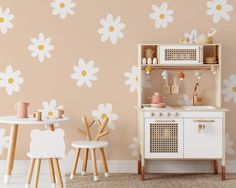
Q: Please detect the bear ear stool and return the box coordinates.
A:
[55,129,65,138]
[31,129,41,139]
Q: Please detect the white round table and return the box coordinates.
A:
[0,115,69,185]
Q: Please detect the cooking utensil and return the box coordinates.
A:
[163,78,170,94]
[171,74,179,94]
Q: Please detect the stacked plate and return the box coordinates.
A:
[204,56,218,64]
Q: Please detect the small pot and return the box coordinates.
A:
[149,92,164,104]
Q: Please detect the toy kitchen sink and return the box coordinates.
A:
[136,44,228,181]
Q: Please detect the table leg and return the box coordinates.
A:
[4,124,19,184]
[47,124,55,131]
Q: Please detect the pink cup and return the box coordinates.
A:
[15,102,30,118]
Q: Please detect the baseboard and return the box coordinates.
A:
[0,160,235,175]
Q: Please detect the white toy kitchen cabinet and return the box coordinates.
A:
[136,44,227,181]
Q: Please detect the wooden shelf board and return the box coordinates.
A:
[139,64,220,70]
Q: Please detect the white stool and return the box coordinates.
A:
[70,117,110,181]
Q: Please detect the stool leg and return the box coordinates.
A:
[25,158,35,188]
[99,148,109,177]
[91,149,98,181]
[53,158,63,188]
[34,159,41,188]
[82,149,89,175]
[48,158,56,187]
[70,148,81,179]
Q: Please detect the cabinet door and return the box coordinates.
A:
[184,118,222,158]
[145,118,183,159]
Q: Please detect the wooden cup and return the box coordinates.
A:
[56,109,64,119]
[33,111,42,121]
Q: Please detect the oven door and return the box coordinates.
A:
[145,118,184,159]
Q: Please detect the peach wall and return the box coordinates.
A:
[0,0,236,160]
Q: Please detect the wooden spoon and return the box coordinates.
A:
[171,74,179,94]
[163,78,170,94]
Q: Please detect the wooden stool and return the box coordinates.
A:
[25,128,65,188]
[70,117,109,181]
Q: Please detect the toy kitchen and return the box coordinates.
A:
[136,43,228,181]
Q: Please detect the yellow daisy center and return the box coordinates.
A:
[81,70,87,77]
[38,45,44,51]
[109,26,115,32]
[216,4,222,11]
[160,14,165,19]
[135,76,138,81]
[59,3,65,8]
[48,111,53,116]
[101,113,108,119]
[0,17,4,23]
[8,78,14,84]
[232,86,236,93]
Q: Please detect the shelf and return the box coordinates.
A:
[139,64,219,70]
[138,43,221,46]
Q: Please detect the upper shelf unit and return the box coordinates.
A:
[139,44,221,67]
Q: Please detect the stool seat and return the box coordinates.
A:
[72,140,108,149]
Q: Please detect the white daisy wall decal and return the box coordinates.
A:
[51,0,76,19]
[97,14,125,44]
[226,133,234,155]
[177,95,193,106]
[92,103,118,130]
[124,66,138,93]
[150,2,174,29]
[41,99,62,120]
[129,137,138,157]
[124,66,151,93]
[71,58,99,88]
[28,33,54,63]
[207,0,233,23]
[0,7,14,34]
[0,65,24,95]
[222,74,236,104]
[0,128,10,155]
[184,29,198,44]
